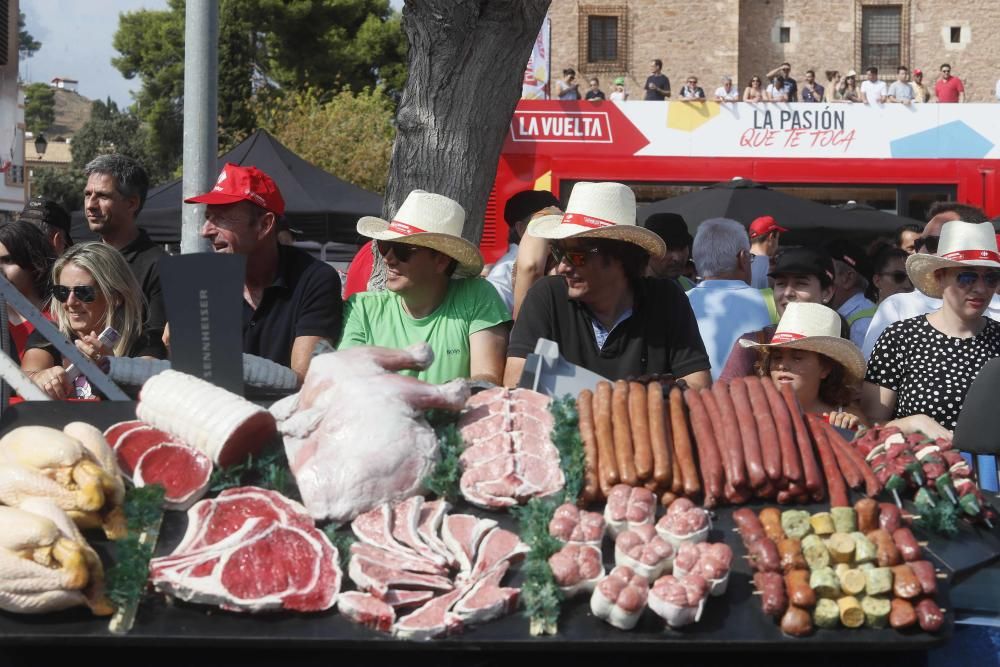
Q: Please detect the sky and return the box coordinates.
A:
[20,0,405,108]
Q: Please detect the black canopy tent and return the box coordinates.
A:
[637,179,914,246]
[70,130,383,246]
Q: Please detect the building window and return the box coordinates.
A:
[950,26,961,43]
[579,6,628,72]
[779,27,791,43]
[861,5,901,76]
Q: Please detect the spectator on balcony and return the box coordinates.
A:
[800,70,825,102]
[765,75,789,102]
[896,223,923,255]
[714,75,739,102]
[861,67,887,105]
[823,71,841,103]
[934,63,964,103]
[836,71,861,103]
[644,59,671,101]
[556,68,580,100]
[679,76,706,100]
[888,66,915,105]
[585,77,606,101]
[910,68,931,103]
[743,75,765,102]
[609,76,628,101]
[766,62,798,101]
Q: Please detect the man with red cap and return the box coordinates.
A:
[748,215,787,290]
[185,163,342,382]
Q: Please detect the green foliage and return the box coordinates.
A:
[23,83,55,135]
[424,420,463,503]
[70,100,157,173]
[18,11,41,59]
[208,445,300,500]
[511,497,563,635]
[323,525,357,572]
[111,0,407,178]
[550,395,585,504]
[32,168,86,213]
[106,485,166,610]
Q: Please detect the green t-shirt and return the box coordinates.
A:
[339,278,511,384]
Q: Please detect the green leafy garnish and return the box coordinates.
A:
[550,394,585,504]
[511,497,564,635]
[209,446,300,500]
[914,488,960,537]
[106,484,166,610]
[323,525,357,572]
[423,422,463,502]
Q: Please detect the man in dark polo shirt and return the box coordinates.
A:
[185,163,341,382]
[503,181,710,386]
[83,154,166,356]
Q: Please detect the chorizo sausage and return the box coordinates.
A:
[908,560,938,595]
[854,498,879,533]
[810,413,850,507]
[759,507,785,542]
[915,598,945,632]
[782,384,823,498]
[594,381,619,495]
[612,380,638,485]
[684,388,723,507]
[669,386,700,498]
[754,571,787,617]
[780,605,814,637]
[867,528,902,567]
[879,502,903,534]
[784,570,816,608]
[760,377,803,485]
[777,538,808,573]
[712,381,748,491]
[825,422,882,496]
[744,376,783,483]
[891,564,922,599]
[646,382,672,486]
[892,527,922,562]
[628,381,653,481]
[729,377,767,489]
[890,598,917,629]
[576,389,600,504]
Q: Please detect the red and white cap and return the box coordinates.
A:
[184,163,286,216]
[748,215,788,239]
[905,221,1000,298]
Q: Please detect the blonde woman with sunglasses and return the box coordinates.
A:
[863,222,1000,438]
[22,242,155,400]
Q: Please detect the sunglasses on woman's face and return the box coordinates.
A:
[954,270,1000,289]
[550,244,600,268]
[879,270,911,284]
[52,285,97,303]
[376,240,423,262]
[913,236,940,253]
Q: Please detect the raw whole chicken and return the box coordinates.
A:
[270,344,469,523]
[0,499,112,615]
[0,424,126,539]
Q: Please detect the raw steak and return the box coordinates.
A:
[417,499,455,566]
[349,542,447,576]
[452,563,519,624]
[352,504,424,561]
[468,528,529,581]
[269,344,468,523]
[390,496,449,567]
[113,425,176,477]
[103,420,146,448]
[391,586,465,640]
[348,557,454,600]
[133,442,212,510]
[441,514,497,572]
[337,591,395,632]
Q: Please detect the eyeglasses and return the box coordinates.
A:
[52,285,97,303]
[550,244,600,267]
[913,236,940,254]
[953,270,1000,289]
[878,270,911,285]
[376,240,423,262]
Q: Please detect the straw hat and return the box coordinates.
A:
[527,182,666,258]
[739,302,866,383]
[356,190,484,277]
[905,221,1000,298]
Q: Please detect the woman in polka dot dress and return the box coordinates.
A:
[862,221,1000,438]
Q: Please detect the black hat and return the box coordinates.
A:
[18,197,73,245]
[644,212,692,248]
[825,239,873,283]
[769,246,835,287]
[503,190,559,227]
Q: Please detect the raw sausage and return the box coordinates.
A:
[698,389,728,501]
[784,569,816,607]
[728,377,767,489]
[908,560,938,595]
[824,421,863,490]
[891,564,922,599]
[782,384,823,498]
[628,381,653,481]
[915,598,945,632]
[744,376,783,483]
[867,529,902,567]
[753,571,787,617]
[669,386,700,498]
[780,605,813,637]
[879,502,903,534]
[854,498,879,533]
[594,382,619,496]
[889,598,917,629]
[810,414,849,507]
[712,381,748,490]
[646,382,672,487]
[612,380,638,486]
[577,389,601,503]
[825,422,882,496]
[684,388,723,507]
[892,527,922,562]
[760,377,803,485]
[749,538,782,573]
[733,507,766,546]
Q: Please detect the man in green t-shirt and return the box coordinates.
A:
[339,190,511,385]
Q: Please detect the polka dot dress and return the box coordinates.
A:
[865,315,1000,429]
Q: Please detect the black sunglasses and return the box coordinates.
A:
[954,270,1000,289]
[878,270,911,285]
[913,236,940,254]
[376,240,423,262]
[52,285,98,303]
[550,244,600,267]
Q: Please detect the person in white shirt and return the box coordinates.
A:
[714,76,740,102]
[862,202,1000,359]
[825,239,876,349]
[860,66,887,105]
[686,218,772,380]
[486,189,558,313]
[748,215,787,290]
[609,76,628,101]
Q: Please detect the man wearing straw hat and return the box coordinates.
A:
[504,181,711,386]
[340,190,511,385]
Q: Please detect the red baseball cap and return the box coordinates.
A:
[749,215,788,239]
[184,163,285,216]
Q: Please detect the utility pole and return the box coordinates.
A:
[181,0,219,254]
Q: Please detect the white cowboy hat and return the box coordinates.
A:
[356,190,484,277]
[526,182,666,258]
[739,302,866,383]
[905,221,1000,298]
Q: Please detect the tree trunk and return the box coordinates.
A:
[370,0,550,291]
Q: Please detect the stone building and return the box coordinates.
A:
[547,1,1000,102]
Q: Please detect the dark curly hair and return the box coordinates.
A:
[0,220,56,301]
[758,349,857,409]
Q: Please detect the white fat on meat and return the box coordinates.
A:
[271,344,468,523]
[349,543,447,576]
[613,524,675,582]
[337,591,396,632]
[441,514,498,573]
[348,557,454,600]
[467,529,529,582]
[391,586,465,640]
[416,499,456,567]
[648,574,709,628]
[390,496,450,568]
[590,566,649,631]
[452,562,519,624]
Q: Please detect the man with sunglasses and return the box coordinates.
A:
[186,164,342,383]
[825,240,876,349]
[340,190,511,385]
[504,182,710,387]
[862,202,1000,360]
[934,63,964,103]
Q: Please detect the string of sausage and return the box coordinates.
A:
[743,376,783,484]
[669,386,700,498]
[683,388,723,507]
[577,389,601,503]
[760,377,803,487]
[728,377,767,489]
[779,383,824,501]
[807,413,849,507]
[712,381,748,492]
[823,421,882,497]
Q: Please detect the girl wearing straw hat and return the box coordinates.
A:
[741,302,868,430]
[862,221,1000,438]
